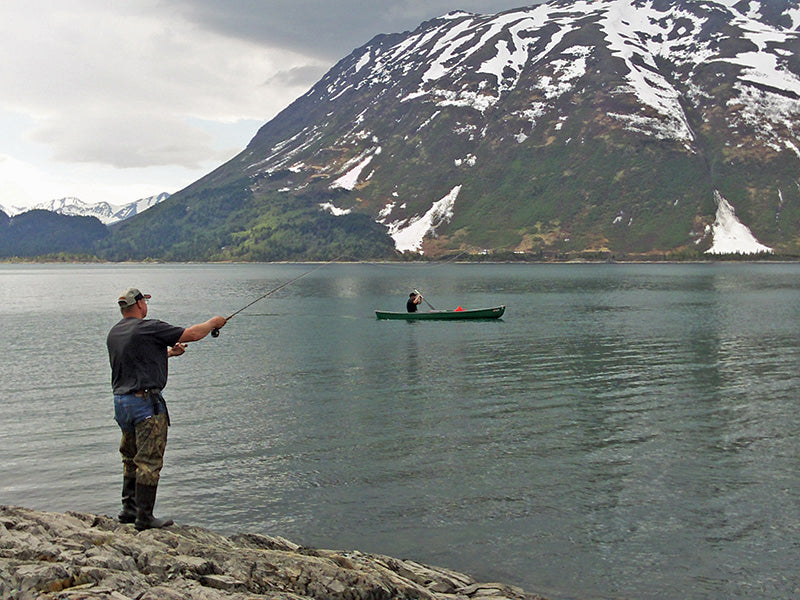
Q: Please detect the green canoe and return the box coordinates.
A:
[375,305,505,320]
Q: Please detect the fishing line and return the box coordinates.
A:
[212,257,341,337]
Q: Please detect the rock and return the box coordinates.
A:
[201,574,247,591]
[0,505,550,600]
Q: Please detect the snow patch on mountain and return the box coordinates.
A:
[421,20,476,83]
[247,126,323,174]
[330,153,376,190]
[705,191,773,254]
[593,1,697,141]
[539,46,591,99]
[431,89,497,112]
[387,186,461,253]
[788,7,800,29]
[513,105,548,128]
[319,202,352,216]
[731,86,800,157]
[377,201,396,221]
[722,14,800,92]
[478,14,546,91]
[354,51,371,74]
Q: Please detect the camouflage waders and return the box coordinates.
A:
[120,412,169,486]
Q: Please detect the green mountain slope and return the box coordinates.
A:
[0,210,108,259]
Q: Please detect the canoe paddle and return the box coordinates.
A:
[212,259,338,337]
[413,289,436,310]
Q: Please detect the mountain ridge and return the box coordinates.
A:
[91,0,800,260]
[0,193,170,225]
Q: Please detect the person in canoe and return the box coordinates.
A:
[407,291,423,312]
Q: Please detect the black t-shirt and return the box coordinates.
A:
[406,297,418,312]
[107,317,185,395]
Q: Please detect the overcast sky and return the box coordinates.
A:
[0,0,537,211]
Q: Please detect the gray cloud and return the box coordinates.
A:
[263,64,330,88]
[28,112,222,170]
[0,1,327,171]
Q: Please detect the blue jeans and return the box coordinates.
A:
[114,393,167,432]
[115,393,169,485]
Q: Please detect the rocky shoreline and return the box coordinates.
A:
[1,505,548,600]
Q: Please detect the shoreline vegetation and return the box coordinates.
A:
[1,505,548,600]
[0,250,796,265]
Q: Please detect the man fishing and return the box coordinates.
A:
[107,287,227,530]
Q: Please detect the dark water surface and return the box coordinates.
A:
[2,262,799,599]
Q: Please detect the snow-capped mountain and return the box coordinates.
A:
[0,193,170,225]
[111,0,800,260]
[103,193,171,223]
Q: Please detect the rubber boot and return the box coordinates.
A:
[118,476,137,523]
[134,482,174,531]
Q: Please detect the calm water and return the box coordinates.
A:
[1,262,799,600]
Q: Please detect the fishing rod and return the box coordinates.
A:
[212,259,339,337]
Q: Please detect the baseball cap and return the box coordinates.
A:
[117,287,151,308]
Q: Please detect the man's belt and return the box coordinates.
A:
[133,388,169,424]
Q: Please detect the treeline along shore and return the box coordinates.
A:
[0,505,548,600]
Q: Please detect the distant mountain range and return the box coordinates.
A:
[0,193,170,225]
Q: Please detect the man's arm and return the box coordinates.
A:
[178,316,227,343]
